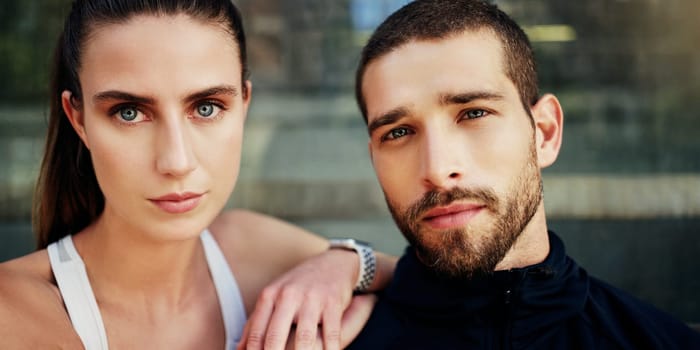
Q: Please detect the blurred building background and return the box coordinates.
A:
[1,0,698,324]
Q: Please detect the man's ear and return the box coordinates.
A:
[367,140,374,163]
[61,90,90,149]
[531,93,563,168]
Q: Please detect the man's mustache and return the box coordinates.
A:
[406,187,500,223]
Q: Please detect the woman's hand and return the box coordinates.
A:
[237,249,363,350]
[284,293,378,350]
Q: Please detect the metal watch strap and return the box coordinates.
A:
[328,238,376,292]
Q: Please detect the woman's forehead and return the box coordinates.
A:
[82,14,238,63]
[79,14,242,97]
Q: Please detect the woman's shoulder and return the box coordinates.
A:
[0,249,54,288]
[206,209,328,312]
[208,209,327,260]
[0,249,61,313]
[209,209,303,235]
[208,209,271,240]
[0,251,82,347]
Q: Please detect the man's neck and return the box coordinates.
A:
[494,205,550,271]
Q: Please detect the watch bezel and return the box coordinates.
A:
[328,238,371,250]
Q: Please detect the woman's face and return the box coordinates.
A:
[63,14,250,240]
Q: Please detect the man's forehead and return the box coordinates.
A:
[362,29,511,121]
[364,28,504,74]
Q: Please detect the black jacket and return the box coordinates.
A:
[348,232,700,349]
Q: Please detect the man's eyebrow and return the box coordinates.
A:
[184,85,240,103]
[367,107,409,136]
[439,91,504,105]
[93,90,155,105]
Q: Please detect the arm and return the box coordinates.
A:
[208,210,396,350]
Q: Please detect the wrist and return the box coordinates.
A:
[328,238,376,292]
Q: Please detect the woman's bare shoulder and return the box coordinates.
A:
[1,249,52,278]
[209,209,326,252]
[208,209,285,239]
[207,209,328,312]
[0,251,82,348]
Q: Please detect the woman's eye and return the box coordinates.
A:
[116,106,141,122]
[195,102,220,118]
[464,109,488,119]
[382,127,413,141]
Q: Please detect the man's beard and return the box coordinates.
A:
[386,145,543,279]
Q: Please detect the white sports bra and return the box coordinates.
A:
[47,230,246,350]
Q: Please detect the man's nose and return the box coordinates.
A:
[419,129,465,190]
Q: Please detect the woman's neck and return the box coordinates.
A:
[71,209,209,310]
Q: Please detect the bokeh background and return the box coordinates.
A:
[1,0,698,324]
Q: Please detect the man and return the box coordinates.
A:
[348,0,700,348]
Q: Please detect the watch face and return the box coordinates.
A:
[329,238,356,249]
[329,238,371,249]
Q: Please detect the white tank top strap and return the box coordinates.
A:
[200,229,247,349]
[47,235,110,350]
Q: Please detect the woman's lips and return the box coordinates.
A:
[422,203,485,230]
[149,192,204,214]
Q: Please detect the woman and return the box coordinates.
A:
[0,0,395,349]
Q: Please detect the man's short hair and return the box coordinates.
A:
[356,0,539,122]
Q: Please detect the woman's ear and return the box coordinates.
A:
[61,90,90,149]
[531,93,564,168]
[243,80,252,103]
[241,80,252,122]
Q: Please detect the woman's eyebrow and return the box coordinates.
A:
[184,85,240,103]
[92,90,155,105]
[91,85,240,105]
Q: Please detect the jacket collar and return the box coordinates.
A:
[385,231,589,335]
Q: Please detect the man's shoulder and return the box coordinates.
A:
[347,250,459,349]
[346,293,405,350]
[348,292,484,349]
[580,275,700,348]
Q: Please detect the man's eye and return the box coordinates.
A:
[115,106,142,122]
[195,102,219,118]
[382,127,413,141]
[464,109,488,119]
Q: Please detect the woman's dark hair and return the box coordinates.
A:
[34,0,249,249]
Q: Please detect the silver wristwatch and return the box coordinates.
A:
[328,238,376,293]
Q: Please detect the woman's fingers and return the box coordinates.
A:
[244,287,278,350]
[236,321,251,350]
[240,249,365,349]
[292,294,323,350]
[320,300,343,350]
[339,294,378,347]
[263,287,303,350]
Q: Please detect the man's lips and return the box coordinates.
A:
[421,203,486,230]
[149,192,205,214]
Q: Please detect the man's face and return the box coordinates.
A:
[363,30,544,278]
